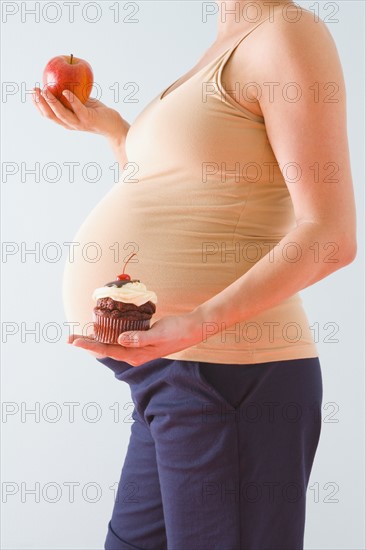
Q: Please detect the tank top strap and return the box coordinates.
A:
[214,3,291,70]
[206,4,300,119]
[160,4,298,102]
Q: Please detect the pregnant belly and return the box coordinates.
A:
[61,185,140,334]
[62,181,237,333]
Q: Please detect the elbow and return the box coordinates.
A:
[303,222,357,269]
[339,238,357,266]
[325,223,357,266]
[345,241,357,264]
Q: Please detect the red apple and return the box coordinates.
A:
[42,54,94,110]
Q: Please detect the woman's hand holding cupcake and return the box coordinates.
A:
[67,311,204,366]
[67,253,205,366]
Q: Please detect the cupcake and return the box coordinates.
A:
[92,254,157,344]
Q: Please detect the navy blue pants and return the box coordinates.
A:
[96,356,323,550]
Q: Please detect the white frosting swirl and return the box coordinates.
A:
[92,280,157,307]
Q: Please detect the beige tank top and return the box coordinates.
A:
[62,9,319,364]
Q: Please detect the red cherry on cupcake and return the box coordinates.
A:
[116,252,137,281]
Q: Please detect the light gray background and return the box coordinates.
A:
[1,1,365,548]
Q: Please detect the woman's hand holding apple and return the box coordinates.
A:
[32,88,129,139]
[31,88,130,166]
[32,54,130,165]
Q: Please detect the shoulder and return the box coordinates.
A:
[252,6,344,84]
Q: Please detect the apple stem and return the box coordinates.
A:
[70,54,73,65]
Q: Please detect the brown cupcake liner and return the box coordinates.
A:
[93,312,151,344]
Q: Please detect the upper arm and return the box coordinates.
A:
[251,9,357,252]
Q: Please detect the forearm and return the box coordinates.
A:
[191,222,356,335]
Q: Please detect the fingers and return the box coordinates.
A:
[31,87,73,129]
[31,88,44,116]
[67,332,151,366]
[61,90,87,118]
[69,334,132,362]
[68,332,117,355]
[69,334,111,355]
[68,333,96,344]
[40,88,81,128]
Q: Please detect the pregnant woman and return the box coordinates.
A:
[32,1,357,548]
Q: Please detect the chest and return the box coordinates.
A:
[161,35,264,119]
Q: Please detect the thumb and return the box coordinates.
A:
[62,89,85,114]
[118,330,150,347]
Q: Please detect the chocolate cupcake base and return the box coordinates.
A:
[93,311,152,344]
